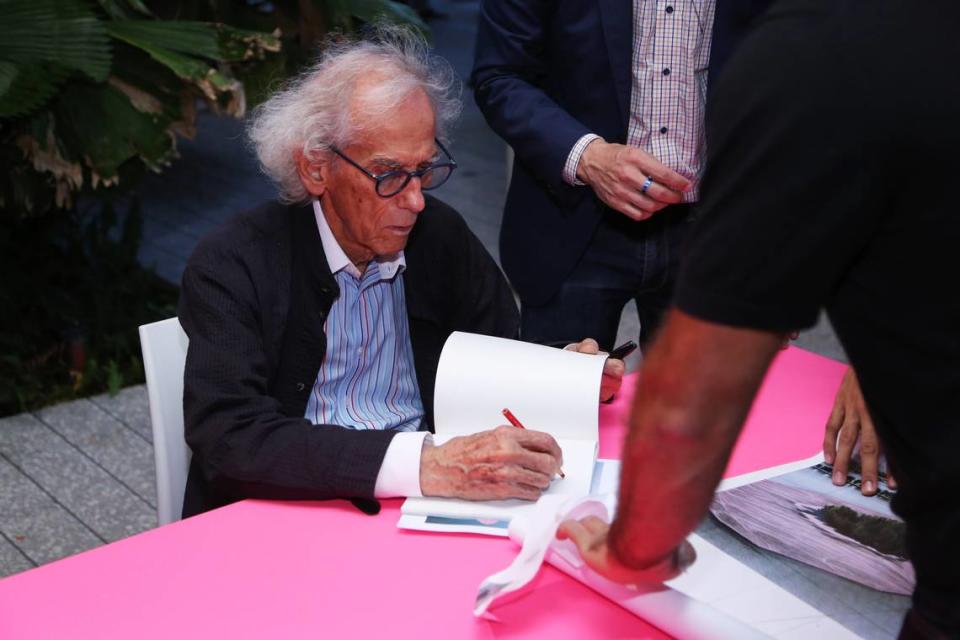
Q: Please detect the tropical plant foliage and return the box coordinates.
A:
[0,0,283,218]
[0,199,179,415]
[150,0,428,107]
[0,0,428,415]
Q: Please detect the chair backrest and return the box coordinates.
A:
[139,317,191,526]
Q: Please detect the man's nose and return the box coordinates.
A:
[396,176,425,212]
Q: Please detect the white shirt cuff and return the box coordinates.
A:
[563,134,602,186]
[374,431,428,498]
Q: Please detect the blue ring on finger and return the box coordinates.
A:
[641,176,654,194]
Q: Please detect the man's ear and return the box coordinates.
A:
[296,151,328,197]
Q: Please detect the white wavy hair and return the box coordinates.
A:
[248,25,462,203]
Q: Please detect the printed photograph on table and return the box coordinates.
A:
[710,462,912,595]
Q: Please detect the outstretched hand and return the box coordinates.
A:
[557,516,696,584]
[823,367,896,494]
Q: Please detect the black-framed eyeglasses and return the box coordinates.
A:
[329,139,458,198]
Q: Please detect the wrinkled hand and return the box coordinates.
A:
[565,338,624,402]
[557,516,696,584]
[578,140,691,221]
[419,426,563,501]
[823,368,896,494]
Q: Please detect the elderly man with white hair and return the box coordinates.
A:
[177,27,623,518]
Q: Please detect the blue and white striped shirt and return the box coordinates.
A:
[305,201,425,433]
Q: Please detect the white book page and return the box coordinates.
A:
[667,535,859,639]
[716,451,826,492]
[432,332,605,440]
[396,514,509,537]
[575,462,861,638]
[543,533,858,639]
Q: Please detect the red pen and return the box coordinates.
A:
[502,408,565,478]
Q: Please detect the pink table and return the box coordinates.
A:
[600,346,847,478]
[0,348,845,640]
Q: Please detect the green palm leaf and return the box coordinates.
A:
[96,0,153,20]
[106,20,280,115]
[0,0,112,82]
[54,82,176,181]
[0,61,70,117]
[107,21,280,64]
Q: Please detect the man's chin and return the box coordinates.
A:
[378,230,414,253]
[376,245,407,261]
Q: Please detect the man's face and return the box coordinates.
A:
[318,86,437,268]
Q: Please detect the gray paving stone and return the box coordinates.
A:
[795,312,848,363]
[89,385,154,444]
[35,399,156,506]
[0,455,101,573]
[0,413,156,543]
[0,531,35,578]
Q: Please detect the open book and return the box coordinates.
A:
[401,332,607,522]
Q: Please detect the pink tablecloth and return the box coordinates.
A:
[599,346,847,480]
[0,347,845,639]
[0,498,668,639]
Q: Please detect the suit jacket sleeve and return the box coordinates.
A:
[179,236,396,503]
[472,0,593,192]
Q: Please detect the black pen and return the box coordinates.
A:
[608,340,638,361]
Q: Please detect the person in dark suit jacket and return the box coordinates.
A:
[472,0,772,351]
[179,27,623,518]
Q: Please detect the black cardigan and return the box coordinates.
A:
[178,197,519,517]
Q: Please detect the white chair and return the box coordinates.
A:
[139,317,191,526]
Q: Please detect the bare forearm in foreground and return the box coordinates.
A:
[609,310,783,570]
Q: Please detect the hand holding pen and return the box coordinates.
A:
[503,408,565,478]
[608,340,637,361]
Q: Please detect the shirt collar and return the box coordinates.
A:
[312,199,406,281]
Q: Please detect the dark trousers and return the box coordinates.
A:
[899,602,960,640]
[890,459,960,638]
[521,204,693,351]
